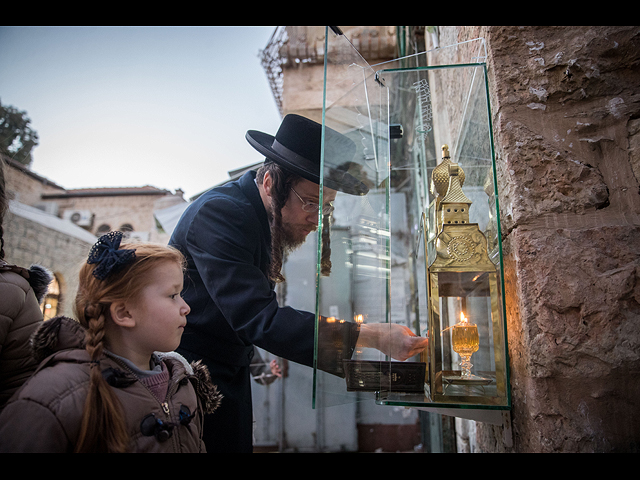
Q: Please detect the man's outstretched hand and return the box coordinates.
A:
[357,323,428,361]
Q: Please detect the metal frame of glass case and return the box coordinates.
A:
[313,27,510,419]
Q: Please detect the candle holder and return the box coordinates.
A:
[451,313,479,379]
[423,145,509,406]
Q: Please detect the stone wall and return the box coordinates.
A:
[279,25,640,452]
[47,192,182,244]
[3,208,94,318]
[472,25,640,452]
[3,157,65,210]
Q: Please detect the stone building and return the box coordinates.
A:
[40,185,186,244]
[3,157,97,318]
[2,156,186,318]
[258,26,640,453]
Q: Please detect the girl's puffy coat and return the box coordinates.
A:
[0,315,221,453]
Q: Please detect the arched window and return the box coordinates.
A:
[42,275,60,321]
[96,223,111,235]
[119,223,134,239]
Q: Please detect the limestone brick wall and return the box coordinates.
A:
[467,25,640,452]
[56,194,172,242]
[3,210,93,318]
[3,158,65,209]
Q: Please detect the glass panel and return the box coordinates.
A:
[378,63,508,409]
[313,27,391,407]
[315,28,509,412]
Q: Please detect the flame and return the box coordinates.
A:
[326,317,336,323]
[441,312,471,334]
[354,314,364,324]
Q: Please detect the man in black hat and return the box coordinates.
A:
[170,114,427,453]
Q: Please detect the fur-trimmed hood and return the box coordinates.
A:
[30,315,86,364]
[26,264,54,303]
[0,260,53,303]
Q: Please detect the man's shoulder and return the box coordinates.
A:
[170,171,262,246]
[198,171,256,205]
[193,181,254,218]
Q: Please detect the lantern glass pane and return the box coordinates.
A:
[313,29,510,411]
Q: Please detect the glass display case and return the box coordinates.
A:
[313,27,510,417]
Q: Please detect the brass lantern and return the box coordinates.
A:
[425,145,509,407]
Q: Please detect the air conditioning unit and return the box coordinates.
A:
[63,209,94,227]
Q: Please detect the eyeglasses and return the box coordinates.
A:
[291,187,334,215]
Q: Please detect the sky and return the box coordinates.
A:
[0,26,283,200]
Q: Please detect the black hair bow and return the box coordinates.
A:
[87,231,136,280]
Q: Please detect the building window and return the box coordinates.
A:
[119,223,134,239]
[96,223,111,235]
[42,275,60,321]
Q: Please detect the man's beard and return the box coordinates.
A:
[264,200,316,283]
[280,221,316,253]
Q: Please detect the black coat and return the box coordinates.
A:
[170,170,358,452]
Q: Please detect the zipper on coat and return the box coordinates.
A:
[106,353,180,418]
[105,353,188,451]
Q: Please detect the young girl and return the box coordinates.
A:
[0,231,221,453]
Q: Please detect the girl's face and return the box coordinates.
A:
[125,260,190,356]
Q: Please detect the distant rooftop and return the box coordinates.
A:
[3,156,66,191]
[4,155,180,200]
[42,185,173,199]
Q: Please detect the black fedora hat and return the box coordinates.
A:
[246,114,369,195]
